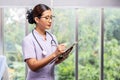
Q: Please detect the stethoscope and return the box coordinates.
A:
[32,29,57,58]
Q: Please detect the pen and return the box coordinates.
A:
[49,39,81,64]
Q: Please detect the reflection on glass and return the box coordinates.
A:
[4,8,25,80]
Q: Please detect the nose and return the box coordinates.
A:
[49,19,52,23]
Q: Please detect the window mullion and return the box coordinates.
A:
[100,8,104,80]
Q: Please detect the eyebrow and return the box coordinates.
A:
[41,15,53,17]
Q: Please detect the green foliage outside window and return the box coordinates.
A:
[3,8,120,80]
[4,8,25,80]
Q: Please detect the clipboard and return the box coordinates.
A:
[50,39,81,64]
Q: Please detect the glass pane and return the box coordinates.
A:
[77,9,100,80]
[104,9,120,80]
[53,9,76,80]
[4,8,25,80]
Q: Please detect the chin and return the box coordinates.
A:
[47,26,51,28]
[46,26,51,29]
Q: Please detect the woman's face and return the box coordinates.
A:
[37,10,53,30]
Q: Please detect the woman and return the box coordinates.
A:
[22,4,67,80]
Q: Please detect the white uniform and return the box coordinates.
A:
[22,30,58,80]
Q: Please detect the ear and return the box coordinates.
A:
[34,17,39,23]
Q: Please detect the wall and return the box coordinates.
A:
[0,0,120,8]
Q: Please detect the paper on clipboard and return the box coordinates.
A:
[50,39,81,64]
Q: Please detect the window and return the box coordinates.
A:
[53,9,76,80]
[77,9,100,80]
[4,8,25,80]
[1,7,120,80]
[104,9,120,80]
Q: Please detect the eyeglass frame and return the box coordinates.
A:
[40,15,55,21]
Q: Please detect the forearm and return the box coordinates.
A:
[26,44,66,71]
[26,52,57,71]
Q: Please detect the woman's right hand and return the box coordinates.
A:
[54,44,66,56]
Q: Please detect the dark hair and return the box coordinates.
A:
[26,4,51,24]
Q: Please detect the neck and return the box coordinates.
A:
[35,26,47,40]
[35,26,46,36]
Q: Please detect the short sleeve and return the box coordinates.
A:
[22,37,36,61]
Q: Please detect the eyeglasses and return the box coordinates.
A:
[40,15,55,21]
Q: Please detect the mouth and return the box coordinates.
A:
[46,25,51,29]
[48,24,51,27]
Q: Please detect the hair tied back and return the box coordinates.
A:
[26,9,35,24]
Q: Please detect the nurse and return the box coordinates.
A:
[22,4,67,80]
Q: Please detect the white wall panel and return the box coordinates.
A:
[0,8,3,55]
[0,0,120,8]
[0,0,51,7]
[53,0,120,8]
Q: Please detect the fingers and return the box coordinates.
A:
[57,44,66,53]
[54,43,66,56]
